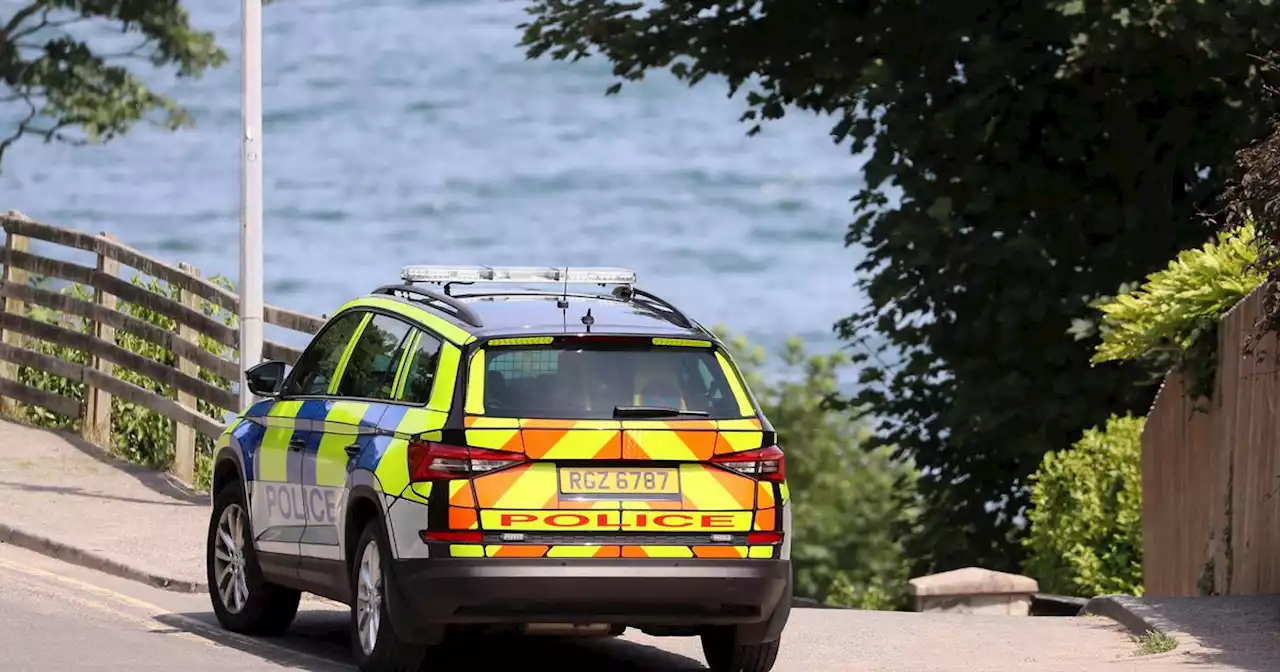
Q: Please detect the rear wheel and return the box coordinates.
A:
[349,518,428,672]
[700,627,781,672]
[206,482,300,635]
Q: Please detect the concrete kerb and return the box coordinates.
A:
[1081,594,1188,658]
[0,521,207,594]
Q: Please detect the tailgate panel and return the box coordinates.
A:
[455,416,771,558]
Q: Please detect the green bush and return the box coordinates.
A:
[1085,221,1266,399]
[715,327,918,610]
[13,273,236,490]
[1022,413,1144,597]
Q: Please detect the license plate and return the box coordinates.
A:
[558,467,679,496]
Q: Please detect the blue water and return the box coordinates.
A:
[0,0,870,366]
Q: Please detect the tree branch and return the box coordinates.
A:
[3,1,45,35]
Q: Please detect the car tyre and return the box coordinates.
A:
[701,627,781,672]
[207,481,301,635]
[350,518,428,672]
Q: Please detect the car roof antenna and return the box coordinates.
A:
[557,266,570,309]
[581,307,594,333]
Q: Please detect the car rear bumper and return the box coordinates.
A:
[385,557,791,642]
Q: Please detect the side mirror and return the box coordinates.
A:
[245,360,288,398]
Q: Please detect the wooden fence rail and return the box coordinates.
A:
[0,210,326,483]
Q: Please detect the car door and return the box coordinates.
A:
[299,311,415,566]
[251,310,368,570]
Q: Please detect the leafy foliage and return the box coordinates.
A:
[14,273,236,490]
[715,326,917,610]
[1084,222,1267,400]
[1222,51,1280,348]
[0,0,226,171]
[520,0,1280,573]
[1023,414,1144,598]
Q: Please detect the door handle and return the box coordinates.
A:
[288,437,306,452]
[344,443,361,458]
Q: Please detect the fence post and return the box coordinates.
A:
[173,263,200,484]
[82,234,119,447]
[0,230,29,417]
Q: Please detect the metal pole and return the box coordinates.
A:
[239,0,264,410]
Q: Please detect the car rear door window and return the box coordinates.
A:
[286,311,367,396]
[480,341,743,419]
[398,331,444,404]
[336,313,414,400]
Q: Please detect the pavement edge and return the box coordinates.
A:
[1081,594,1179,638]
[0,522,207,594]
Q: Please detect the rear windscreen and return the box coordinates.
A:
[477,343,750,420]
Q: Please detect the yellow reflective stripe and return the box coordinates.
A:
[390,331,420,400]
[487,336,553,346]
[259,401,303,482]
[450,544,484,558]
[313,433,350,487]
[401,482,430,505]
[546,546,602,558]
[374,437,411,497]
[427,343,460,412]
[652,337,711,347]
[748,546,774,559]
[328,313,372,395]
[715,351,754,417]
[335,296,475,345]
[464,349,486,415]
[395,408,446,436]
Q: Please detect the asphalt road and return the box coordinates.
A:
[0,543,1204,672]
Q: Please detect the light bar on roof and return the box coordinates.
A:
[400,265,636,285]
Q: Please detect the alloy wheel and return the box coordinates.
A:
[213,503,250,614]
[355,539,383,655]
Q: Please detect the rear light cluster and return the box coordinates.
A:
[710,445,785,482]
[420,530,482,543]
[747,531,783,545]
[407,441,526,482]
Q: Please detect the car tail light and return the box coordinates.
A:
[710,445,785,482]
[407,440,526,481]
[747,531,783,545]
[419,530,482,543]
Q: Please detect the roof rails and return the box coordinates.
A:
[370,284,484,328]
[392,265,700,333]
[612,286,697,330]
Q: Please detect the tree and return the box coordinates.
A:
[0,0,225,170]
[520,0,1280,573]
[716,327,917,610]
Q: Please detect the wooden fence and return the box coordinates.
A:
[0,210,324,483]
[1141,285,1280,596]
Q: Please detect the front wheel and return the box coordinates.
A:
[349,519,428,672]
[701,627,781,672]
[206,482,300,635]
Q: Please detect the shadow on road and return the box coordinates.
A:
[0,480,202,507]
[27,426,208,505]
[1131,595,1280,671]
[157,609,707,671]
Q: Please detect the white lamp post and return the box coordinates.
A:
[239,0,264,409]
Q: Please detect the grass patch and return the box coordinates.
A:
[1133,630,1177,655]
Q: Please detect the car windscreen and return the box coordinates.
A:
[477,340,750,420]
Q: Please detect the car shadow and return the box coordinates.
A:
[158,608,707,671]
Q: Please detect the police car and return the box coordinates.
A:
[206,266,793,672]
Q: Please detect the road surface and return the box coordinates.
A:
[0,542,1199,671]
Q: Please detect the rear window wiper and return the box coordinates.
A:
[612,405,710,418]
